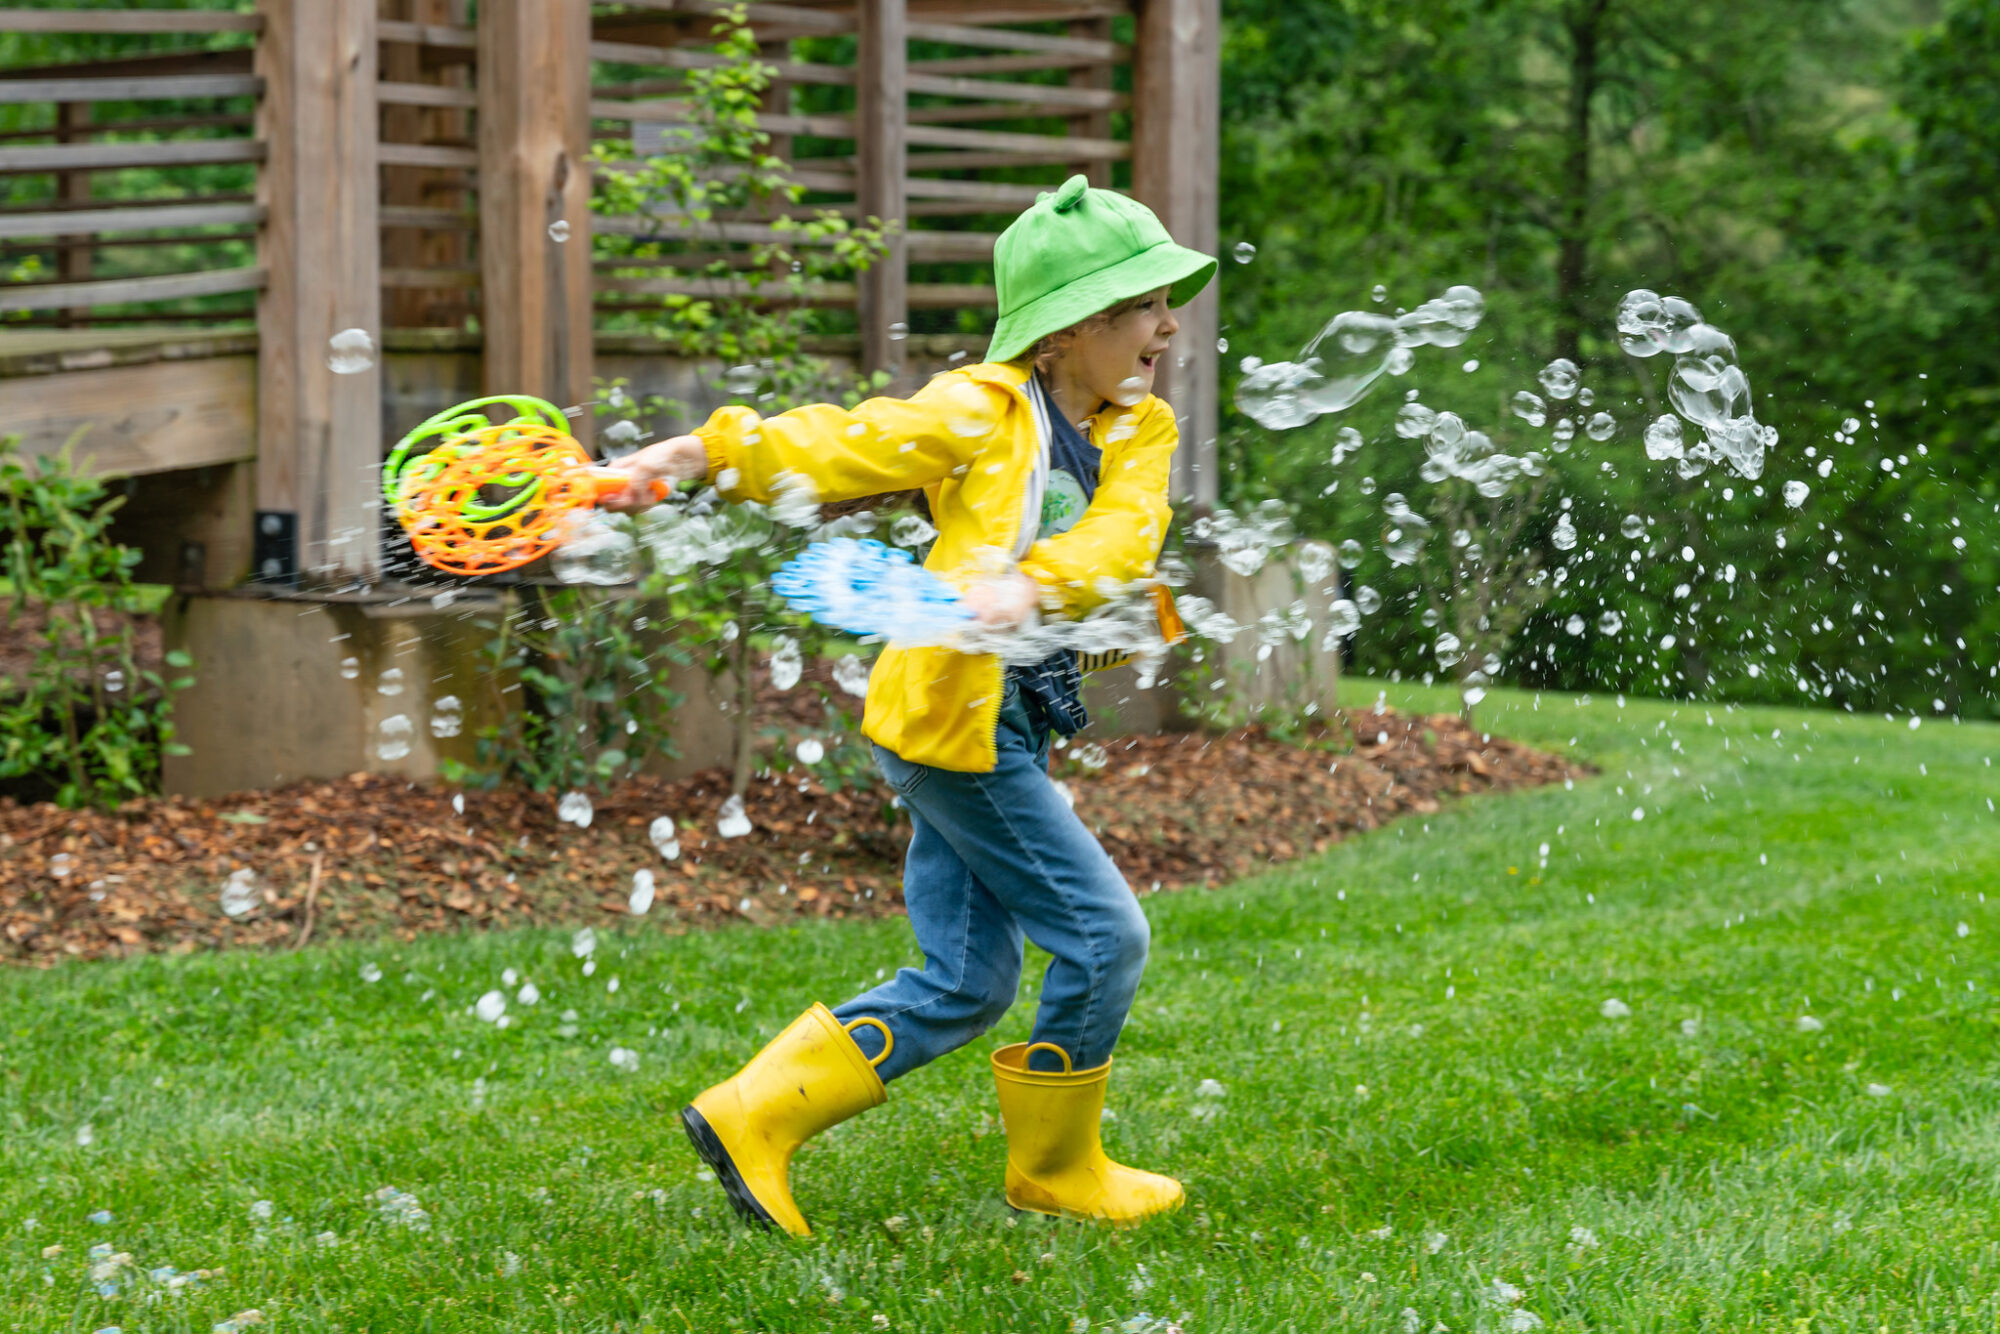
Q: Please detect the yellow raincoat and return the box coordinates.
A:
[695,360,1175,773]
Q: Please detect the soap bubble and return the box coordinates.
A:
[1643,415,1685,460]
[1783,479,1810,509]
[360,962,383,984]
[1235,287,1484,430]
[572,926,598,958]
[1233,241,1257,263]
[887,321,909,342]
[608,1047,640,1072]
[1565,615,1585,635]
[1371,284,1388,303]
[552,513,639,586]
[1537,359,1580,400]
[1552,515,1577,551]
[796,737,825,765]
[1598,610,1624,635]
[378,667,405,697]
[723,364,760,396]
[557,790,594,828]
[1382,493,1433,565]
[717,795,752,839]
[1297,543,1335,584]
[1216,336,1228,354]
[1434,632,1464,667]
[648,816,680,861]
[833,655,870,696]
[339,656,360,680]
[475,991,507,1023]
[377,714,414,761]
[219,868,260,918]
[1620,515,1646,540]
[1355,586,1382,615]
[1586,412,1618,442]
[327,328,375,375]
[890,514,937,547]
[1616,289,1704,357]
[1395,402,1438,439]
[1337,539,1365,568]
[1109,375,1150,407]
[629,868,656,916]
[1323,599,1361,639]
[1329,426,1365,466]
[547,219,571,243]
[1511,391,1547,427]
[429,695,463,739]
[769,638,803,692]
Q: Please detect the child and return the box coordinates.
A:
[606,173,1215,1236]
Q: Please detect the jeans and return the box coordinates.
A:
[832,676,1151,1079]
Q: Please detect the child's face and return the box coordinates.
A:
[1068,287,1179,408]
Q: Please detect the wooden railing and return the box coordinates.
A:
[0,0,1218,586]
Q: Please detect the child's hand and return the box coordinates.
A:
[963,571,1042,629]
[600,435,707,512]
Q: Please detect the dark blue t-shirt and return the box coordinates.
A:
[1010,378,1101,737]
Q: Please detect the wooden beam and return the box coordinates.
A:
[588,40,859,87]
[255,0,383,584]
[0,353,257,477]
[376,20,476,49]
[377,80,478,109]
[0,266,266,314]
[909,52,1122,76]
[479,0,594,425]
[376,142,479,169]
[905,19,1124,58]
[0,138,265,173]
[1132,0,1219,505]
[0,75,262,104]
[0,9,263,34]
[858,0,910,383]
[0,203,266,241]
[1066,16,1115,187]
[597,279,993,307]
[607,0,856,33]
[905,70,1123,107]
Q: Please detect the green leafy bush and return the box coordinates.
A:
[0,435,191,808]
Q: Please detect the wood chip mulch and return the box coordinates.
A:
[0,706,1587,965]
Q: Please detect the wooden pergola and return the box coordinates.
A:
[0,0,1221,593]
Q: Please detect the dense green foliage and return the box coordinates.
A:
[2,685,1994,1330]
[0,436,192,808]
[1217,0,2000,720]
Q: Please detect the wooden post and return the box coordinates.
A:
[1067,18,1114,189]
[55,100,92,327]
[856,0,908,386]
[255,0,382,584]
[1132,0,1220,507]
[478,0,593,428]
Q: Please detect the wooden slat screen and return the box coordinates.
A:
[0,11,263,326]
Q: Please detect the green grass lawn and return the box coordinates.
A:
[4,683,1997,1333]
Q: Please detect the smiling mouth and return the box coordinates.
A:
[1139,354,1159,370]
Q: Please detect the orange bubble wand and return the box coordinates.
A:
[383,395,666,577]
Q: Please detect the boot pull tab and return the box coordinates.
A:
[843,1016,895,1069]
[1024,1042,1074,1073]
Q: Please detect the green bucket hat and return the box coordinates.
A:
[986,174,1217,364]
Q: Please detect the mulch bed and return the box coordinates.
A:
[0,706,1586,965]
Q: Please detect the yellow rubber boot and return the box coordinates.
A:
[991,1042,1184,1224]
[681,1003,892,1237]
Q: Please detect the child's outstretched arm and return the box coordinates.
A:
[1018,398,1176,615]
[605,374,1003,511]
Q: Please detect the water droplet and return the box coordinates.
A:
[1461,358,1479,373]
